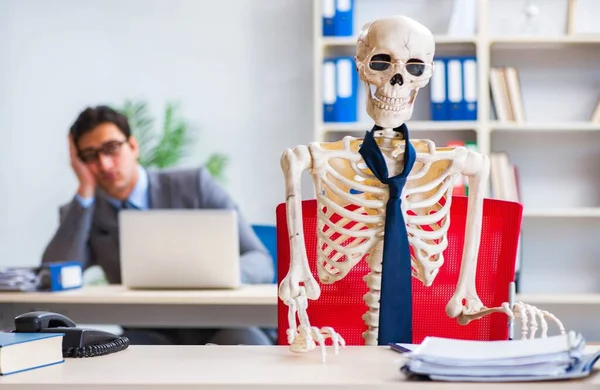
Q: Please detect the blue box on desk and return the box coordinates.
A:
[38,261,83,292]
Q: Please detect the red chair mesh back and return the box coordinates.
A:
[276,196,523,345]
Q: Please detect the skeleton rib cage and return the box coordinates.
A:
[310,136,465,287]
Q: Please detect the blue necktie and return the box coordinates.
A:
[358,124,416,345]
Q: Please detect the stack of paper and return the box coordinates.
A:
[399,331,600,382]
[0,268,39,291]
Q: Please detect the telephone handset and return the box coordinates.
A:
[13,311,130,358]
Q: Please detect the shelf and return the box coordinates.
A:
[516,293,600,305]
[491,35,600,49]
[490,122,600,132]
[321,35,478,47]
[523,208,600,218]
[322,121,480,132]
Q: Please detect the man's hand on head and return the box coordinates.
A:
[69,134,96,199]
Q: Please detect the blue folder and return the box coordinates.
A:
[322,58,337,122]
[462,56,478,120]
[437,56,478,121]
[430,58,448,120]
[322,0,336,36]
[446,57,464,120]
[333,0,353,36]
[334,56,358,122]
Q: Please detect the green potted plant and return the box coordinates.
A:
[116,99,228,181]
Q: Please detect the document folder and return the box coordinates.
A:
[446,58,463,120]
[462,57,477,120]
[322,0,336,36]
[334,56,358,122]
[398,331,600,382]
[333,0,353,37]
[322,58,337,122]
[430,58,448,120]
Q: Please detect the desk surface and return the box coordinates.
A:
[2,286,599,337]
[0,284,595,306]
[0,346,597,389]
[0,284,277,305]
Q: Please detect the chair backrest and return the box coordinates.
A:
[252,224,277,283]
[276,196,523,345]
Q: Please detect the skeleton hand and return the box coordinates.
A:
[448,292,566,340]
[282,286,346,363]
[512,301,566,339]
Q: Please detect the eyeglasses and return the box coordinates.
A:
[78,140,128,163]
[361,60,433,79]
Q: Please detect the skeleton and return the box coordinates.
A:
[279,15,565,362]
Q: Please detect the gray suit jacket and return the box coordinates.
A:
[41,166,274,285]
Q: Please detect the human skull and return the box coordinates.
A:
[355,16,435,128]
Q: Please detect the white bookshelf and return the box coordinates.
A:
[312,0,600,295]
[523,207,600,218]
[491,121,600,132]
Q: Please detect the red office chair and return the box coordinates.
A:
[276,196,523,345]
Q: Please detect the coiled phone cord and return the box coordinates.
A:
[63,336,130,358]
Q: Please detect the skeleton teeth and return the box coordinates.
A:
[374,94,408,107]
[374,98,409,112]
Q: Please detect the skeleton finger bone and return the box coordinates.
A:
[539,308,566,336]
[512,301,566,339]
[316,327,346,363]
[527,303,539,339]
[285,297,298,345]
[514,302,529,340]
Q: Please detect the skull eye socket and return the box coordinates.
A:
[368,54,392,71]
[369,61,391,71]
[406,61,426,77]
[365,55,431,78]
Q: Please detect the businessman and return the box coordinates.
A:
[42,105,274,345]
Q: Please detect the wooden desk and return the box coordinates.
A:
[1,285,598,342]
[0,285,277,330]
[0,345,597,389]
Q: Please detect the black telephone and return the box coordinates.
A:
[13,311,129,358]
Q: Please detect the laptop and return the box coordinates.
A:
[119,209,241,289]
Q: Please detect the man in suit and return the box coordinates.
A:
[41,105,274,345]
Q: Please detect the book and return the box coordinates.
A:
[398,331,600,382]
[489,68,513,122]
[0,332,64,375]
[504,67,525,123]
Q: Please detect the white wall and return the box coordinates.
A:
[0,0,314,267]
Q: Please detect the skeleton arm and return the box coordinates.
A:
[445,149,511,324]
[279,146,347,360]
[279,146,320,304]
[445,150,566,338]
